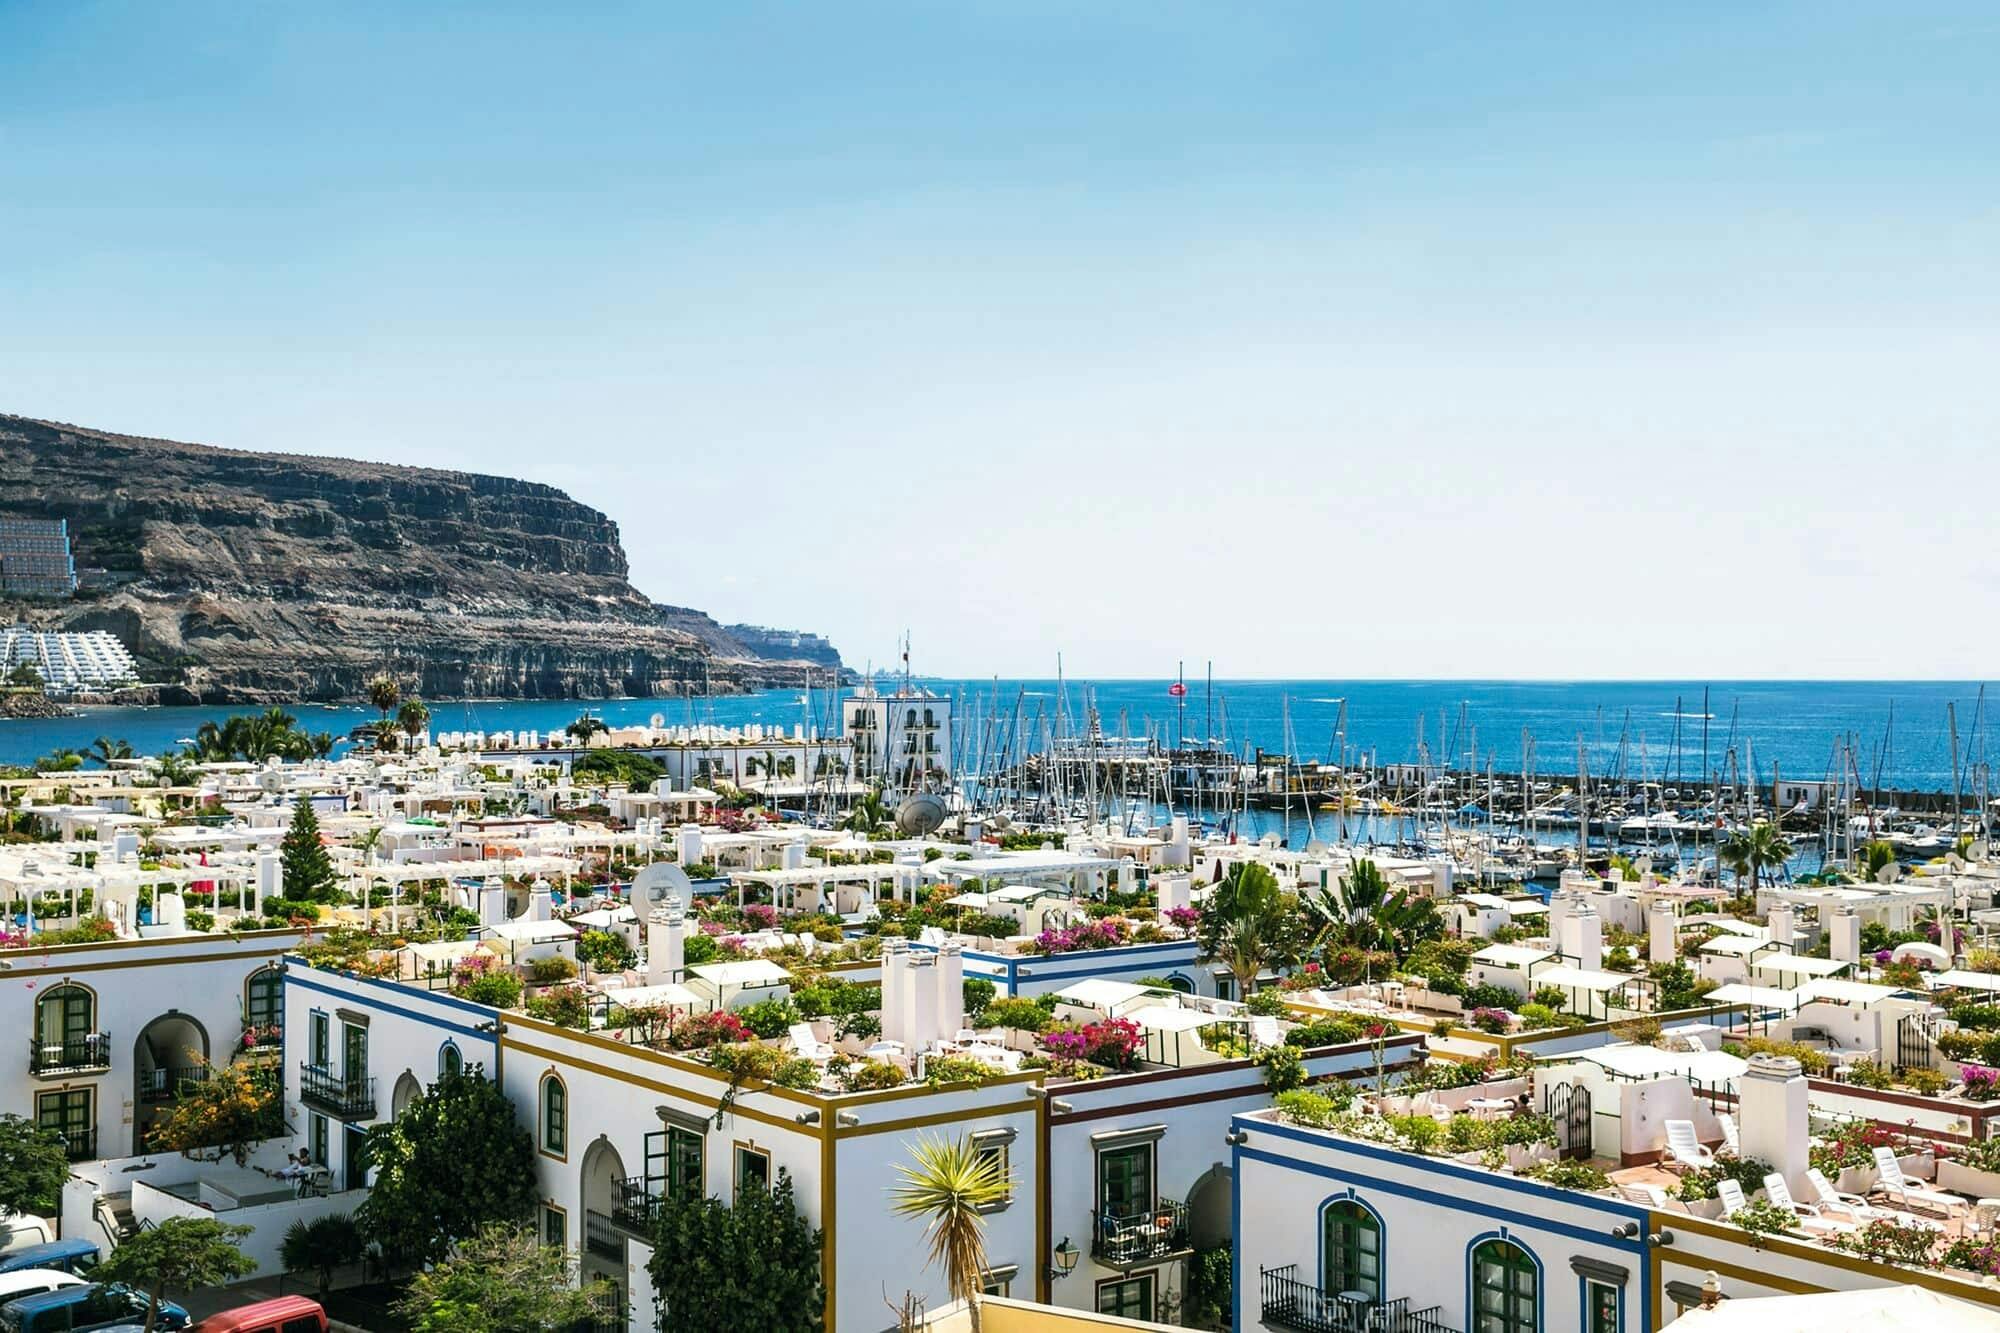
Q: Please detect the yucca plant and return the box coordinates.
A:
[887,1134,1011,1328]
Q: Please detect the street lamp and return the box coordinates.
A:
[1045,1237,1080,1282]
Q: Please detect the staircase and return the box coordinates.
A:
[95,1192,139,1245]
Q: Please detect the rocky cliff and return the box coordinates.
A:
[0,414,843,702]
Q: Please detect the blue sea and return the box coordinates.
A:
[2,679,1991,793]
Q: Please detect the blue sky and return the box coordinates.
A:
[4,3,1996,679]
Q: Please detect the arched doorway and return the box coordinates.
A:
[579,1137,629,1295]
[133,1011,210,1154]
[1185,1162,1232,1250]
[391,1071,423,1119]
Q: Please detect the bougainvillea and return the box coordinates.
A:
[1026,918,1130,955]
[667,1010,753,1051]
[1042,1017,1143,1071]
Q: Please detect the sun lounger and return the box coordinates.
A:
[1663,1120,1715,1171]
[1871,1147,1958,1215]
[1715,1178,1752,1216]
[1717,1113,1740,1157]
[788,1023,830,1060]
[1763,1173,1855,1235]
[1803,1168,1939,1230]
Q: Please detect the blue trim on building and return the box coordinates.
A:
[1236,1115,1649,1227]
[284,969,499,1045]
[282,955,504,1020]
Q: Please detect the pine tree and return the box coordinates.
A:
[280,798,339,902]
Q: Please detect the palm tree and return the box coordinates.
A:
[1196,861,1298,997]
[279,1213,362,1298]
[89,736,134,767]
[888,1134,1011,1329]
[565,715,608,744]
[841,786,890,835]
[397,698,431,750]
[1304,857,1443,962]
[366,674,401,729]
[1720,820,1790,896]
[308,732,336,760]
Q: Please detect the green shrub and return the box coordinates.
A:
[1256,1045,1305,1093]
[1460,984,1516,1011]
[524,984,589,1029]
[962,977,997,1021]
[1529,1160,1611,1192]
[738,998,802,1039]
[528,955,578,985]
[981,998,1050,1032]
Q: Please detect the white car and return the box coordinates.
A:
[0,1217,54,1257]
[0,1270,86,1305]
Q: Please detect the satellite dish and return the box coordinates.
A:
[1975,840,1991,862]
[649,713,666,729]
[632,862,694,907]
[1635,855,1654,876]
[896,793,949,837]
[987,813,1012,832]
[1306,839,1330,855]
[1875,862,1901,884]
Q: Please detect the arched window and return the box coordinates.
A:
[35,983,95,1049]
[244,967,282,1034]
[540,1074,567,1158]
[1470,1237,1539,1333]
[1321,1201,1381,1303]
[438,1042,463,1080]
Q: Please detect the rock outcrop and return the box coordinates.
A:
[0,414,842,702]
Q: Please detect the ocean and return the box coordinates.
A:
[1,679,1990,793]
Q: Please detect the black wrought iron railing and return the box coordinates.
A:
[59,1127,98,1162]
[612,1176,659,1234]
[585,1210,623,1260]
[1090,1196,1191,1267]
[1260,1266,1457,1333]
[138,1066,210,1105]
[30,1031,112,1075]
[298,1062,375,1118]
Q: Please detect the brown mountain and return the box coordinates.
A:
[0,414,842,702]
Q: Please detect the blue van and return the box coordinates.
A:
[0,1244,97,1279]
[0,1283,190,1332]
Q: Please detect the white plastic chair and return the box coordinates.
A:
[788,1023,830,1060]
[1619,1183,1674,1210]
[1717,1113,1741,1157]
[1664,1120,1715,1171]
[1763,1173,1854,1235]
[1871,1147,1958,1215]
[1715,1178,1751,1216]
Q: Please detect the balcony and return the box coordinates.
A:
[1090,1197,1192,1269]
[585,1210,624,1260]
[30,1032,112,1076]
[57,1128,98,1162]
[612,1176,660,1235]
[297,1062,375,1119]
[138,1066,210,1105]
[1259,1266,1457,1333]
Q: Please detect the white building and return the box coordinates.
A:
[844,678,952,791]
[0,929,303,1163]
[0,627,140,692]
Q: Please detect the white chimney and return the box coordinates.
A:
[112,830,140,861]
[1564,901,1603,969]
[1167,816,1190,868]
[1547,891,1575,946]
[528,878,554,923]
[1648,899,1678,965]
[678,824,704,866]
[1157,873,1192,915]
[782,835,808,871]
[1431,860,1454,899]
[480,875,509,927]
[1768,902,1795,950]
[255,851,281,917]
[1830,907,1861,964]
[646,897,686,985]
[1738,1053,1810,1194]
[880,937,912,1044]
[934,944,965,1042]
[652,778,673,797]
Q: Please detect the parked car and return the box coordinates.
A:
[0,1282,190,1332]
[0,1219,53,1259]
[191,1296,327,1333]
[0,1273,85,1307]
[0,1242,98,1278]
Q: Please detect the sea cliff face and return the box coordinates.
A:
[0,414,841,702]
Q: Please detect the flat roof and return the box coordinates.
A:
[1749,954,1851,979]
[1534,964,1640,992]
[1471,944,1555,967]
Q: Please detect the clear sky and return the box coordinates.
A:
[3,3,1996,680]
